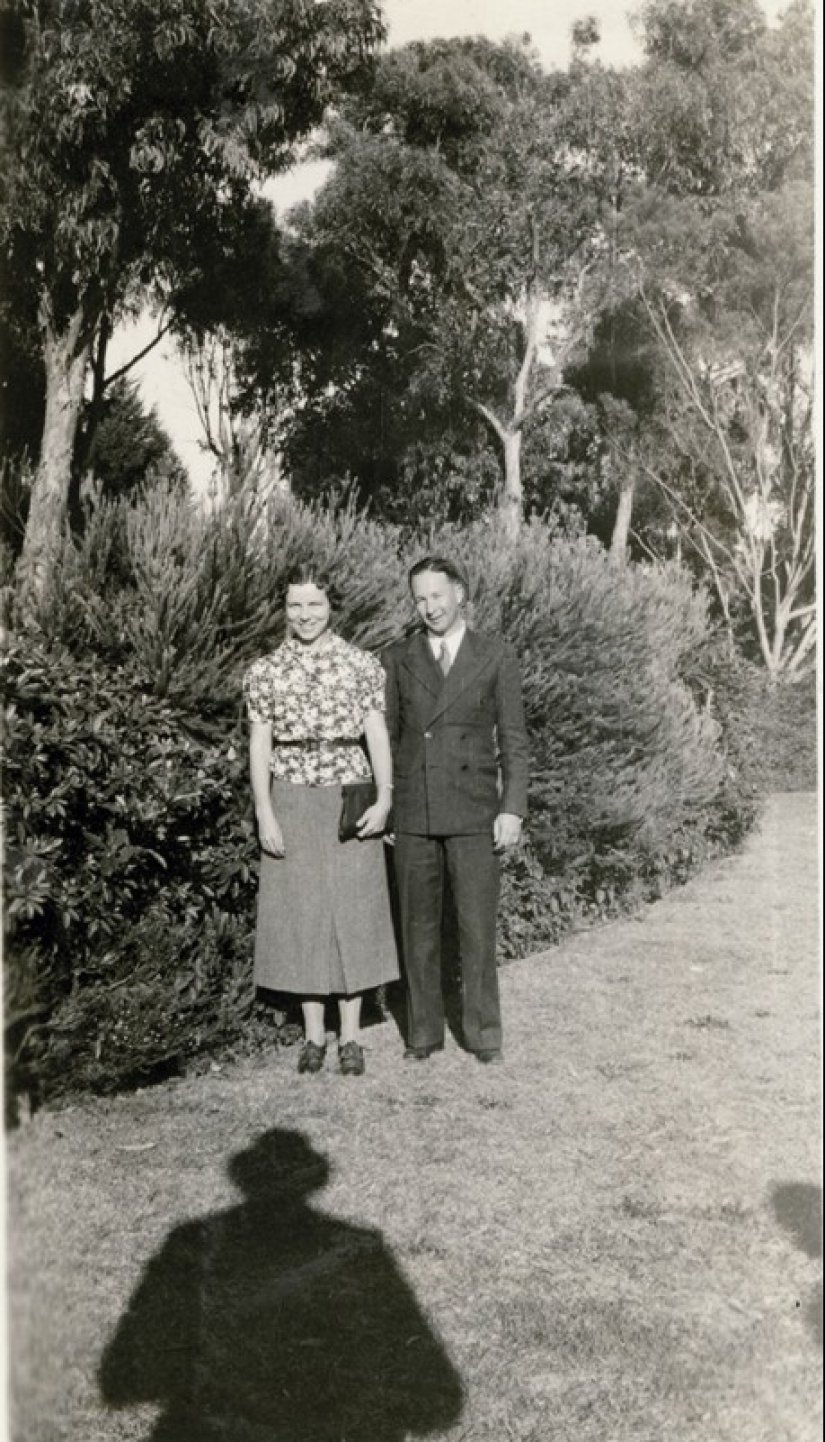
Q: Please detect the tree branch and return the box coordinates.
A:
[104,317,173,391]
[468,396,508,447]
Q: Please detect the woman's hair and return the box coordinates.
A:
[407,554,470,597]
[283,563,339,607]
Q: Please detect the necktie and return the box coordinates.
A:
[437,641,451,677]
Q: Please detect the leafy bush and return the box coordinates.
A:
[418,518,733,822]
[2,634,258,1103]
[3,489,771,1106]
[758,673,817,792]
[720,665,817,794]
[15,481,411,715]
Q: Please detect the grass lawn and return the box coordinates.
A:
[5,792,822,1442]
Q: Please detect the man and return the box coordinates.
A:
[383,556,529,1064]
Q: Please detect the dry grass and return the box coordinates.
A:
[5,794,822,1441]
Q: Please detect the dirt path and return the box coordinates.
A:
[6,793,822,1442]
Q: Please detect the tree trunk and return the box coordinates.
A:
[17,310,91,601]
[498,428,523,542]
[610,474,635,563]
[70,312,111,526]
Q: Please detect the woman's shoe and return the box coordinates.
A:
[297,1040,327,1074]
[338,1041,365,1076]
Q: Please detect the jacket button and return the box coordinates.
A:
[424,731,432,740]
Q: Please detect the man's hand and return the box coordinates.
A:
[493,812,523,853]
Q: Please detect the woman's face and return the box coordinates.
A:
[286,582,331,646]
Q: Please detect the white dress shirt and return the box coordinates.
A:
[428,621,466,668]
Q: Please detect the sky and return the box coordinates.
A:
[383,0,644,67]
[107,0,794,492]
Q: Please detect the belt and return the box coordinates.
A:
[274,738,363,749]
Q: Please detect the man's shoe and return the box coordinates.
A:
[475,1049,503,1065]
[339,1041,365,1076]
[403,1042,444,1061]
[297,1040,326,1074]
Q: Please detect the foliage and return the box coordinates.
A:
[276,36,615,533]
[754,672,817,793]
[1,2,815,1114]
[269,4,814,577]
[0,456,33,560]
[632,0,814,195]
[686,641,818,797]
[621,175,815,677]
[0,382,187,558]
[2,0,384,333]
[172,201,323,485]
[81,379,188,497]
[2,490,773,1103]
[2,633,259,1099]
[1,0,384,587]
[0,241,44,467]
[561,0,817,669]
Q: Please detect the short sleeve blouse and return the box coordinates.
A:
[243,633,386,785]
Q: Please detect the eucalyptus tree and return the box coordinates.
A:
[616,0,816,676]
[1,0,383,598]
[626,180,815,678]
[288,36,621,538]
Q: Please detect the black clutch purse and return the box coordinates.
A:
[338,780,378,842]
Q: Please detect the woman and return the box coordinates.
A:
[243,565,397,1076]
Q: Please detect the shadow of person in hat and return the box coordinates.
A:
[99,1129,464,1441]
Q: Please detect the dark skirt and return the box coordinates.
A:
[253,780,399,997]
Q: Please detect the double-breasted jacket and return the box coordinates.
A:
[383,629,529,836]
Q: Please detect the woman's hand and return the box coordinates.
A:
[257,807,285,858]
[361,711,393,840]
[355,797,392,839]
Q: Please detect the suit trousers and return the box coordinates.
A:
[394,832,502,1054]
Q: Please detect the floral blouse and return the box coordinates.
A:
[243,633,386,785]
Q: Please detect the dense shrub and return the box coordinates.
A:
[759,673,817,792]
[728,667,817,793]
[13,482,412,718]
[2,635,258,1103]
[2,488,774,1106]
[417,519,762,955]
[454,522,724,840]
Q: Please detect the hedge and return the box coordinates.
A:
[2,486,767,1107]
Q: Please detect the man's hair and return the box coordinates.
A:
[407,555,470,596]
[283,563,339,607]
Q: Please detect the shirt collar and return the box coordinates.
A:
[428,621,466,661]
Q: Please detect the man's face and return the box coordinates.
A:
[410,570,464,637]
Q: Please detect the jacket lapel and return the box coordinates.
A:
[426,630,493,723]
[400,631,443,699]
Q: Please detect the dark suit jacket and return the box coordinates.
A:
[383,629,529,836]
